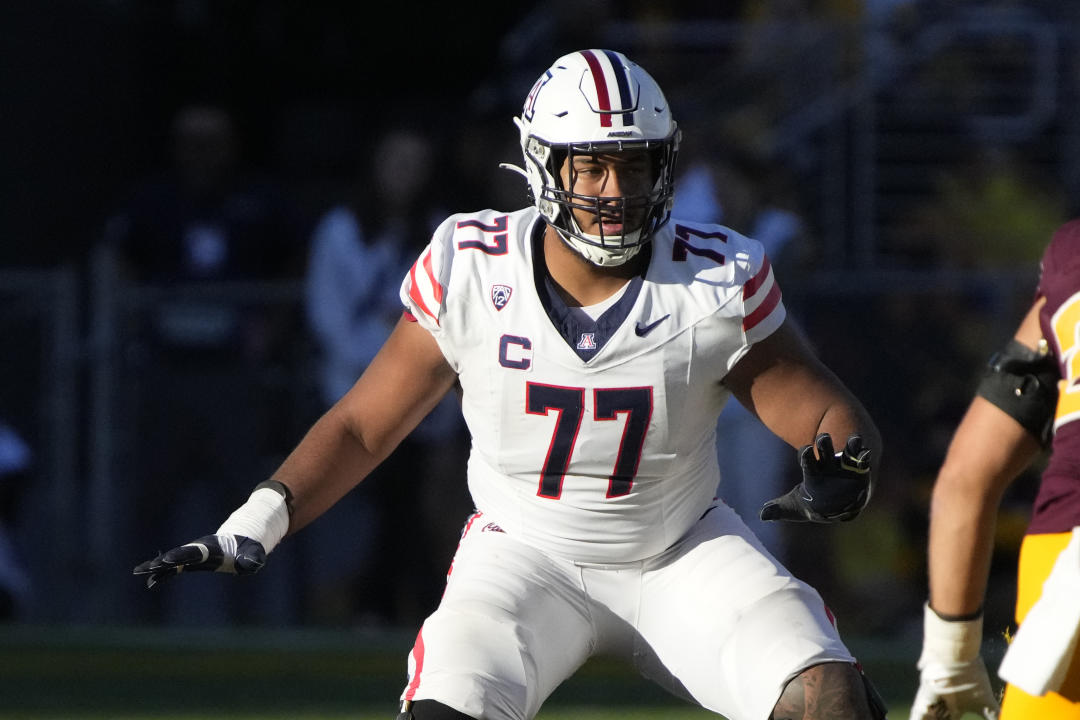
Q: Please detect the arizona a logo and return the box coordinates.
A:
[522,70,553,121]
[576,333,597,350]
[491,284,513,311]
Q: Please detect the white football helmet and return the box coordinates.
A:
[503,49,681,266]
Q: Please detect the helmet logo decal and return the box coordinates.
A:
[523,70,553,122]
[580,49,634,127]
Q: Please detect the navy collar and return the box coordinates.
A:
[532,225,649,361]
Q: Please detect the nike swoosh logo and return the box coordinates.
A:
[634,314,670,337]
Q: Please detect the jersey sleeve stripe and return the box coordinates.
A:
[403,628,426,702]
[743,254,772,299]
[408,248,442,326]
[743,280,782,332]
[423,248,444,305]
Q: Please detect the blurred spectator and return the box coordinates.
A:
[305,129,438,409]
[301,124,469,627]
[448,107,530,215]
[104,102,306,626]
[0,418,32,620]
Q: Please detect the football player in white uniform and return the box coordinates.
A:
[135,49,887,720]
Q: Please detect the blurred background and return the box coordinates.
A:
[1,0,1077,716]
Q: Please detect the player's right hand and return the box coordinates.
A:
[910,604,999,720]
[133,534,267,589]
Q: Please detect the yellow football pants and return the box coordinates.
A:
[1001,531,1080,719]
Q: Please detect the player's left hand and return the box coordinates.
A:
[133,534,267,589]
[910,604,999,720]
[911,658,999,720]
[760,433,872,523]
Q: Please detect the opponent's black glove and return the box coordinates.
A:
[133,534,267,589]
[759,433,872,523]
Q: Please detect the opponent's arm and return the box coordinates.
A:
[911,300,1053,720]
[928,300,1053,616]
[134,314,458,586]
[723,318,882,523]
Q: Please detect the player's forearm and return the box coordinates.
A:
[926,397,1041,616]
[926,476,1002,617]
[736,353,882,460]
[813,399,882,463]
[268,321,458,534]
[745,322,882,458]
[266,406,386,534]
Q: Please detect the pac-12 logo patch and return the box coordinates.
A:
[491,284,513,310]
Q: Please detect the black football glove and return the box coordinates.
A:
[759,433,872,523]
[133,534,267,589]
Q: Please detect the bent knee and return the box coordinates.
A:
[771,662,882,720]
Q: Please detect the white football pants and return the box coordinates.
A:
[400,503,855,720]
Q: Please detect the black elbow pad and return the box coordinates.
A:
[975,340,1059,447]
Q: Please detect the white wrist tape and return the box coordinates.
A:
[919,602,983,667]
[216,487,290,554]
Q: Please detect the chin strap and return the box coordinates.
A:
[555,226,641,267]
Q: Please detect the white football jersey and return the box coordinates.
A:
[401,207,785,563]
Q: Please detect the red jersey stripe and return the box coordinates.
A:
[423,248,444,305]
[408,264,437,324]
[743,255,772,300]
[403,628,426,702]
[446,511,483,581]
[743,282,782,332]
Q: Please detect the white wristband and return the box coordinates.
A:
[919,602,983,667]
[216,487,290,554]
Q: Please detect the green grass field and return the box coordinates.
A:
[0,625,925,719]
[0,713,803,720]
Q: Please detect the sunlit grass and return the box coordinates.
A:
[0,705,912,719]
[0,626,917,720]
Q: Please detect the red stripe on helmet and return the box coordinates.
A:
[580,50,613,127]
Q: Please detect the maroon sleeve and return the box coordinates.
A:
[1030,219,1080,534]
